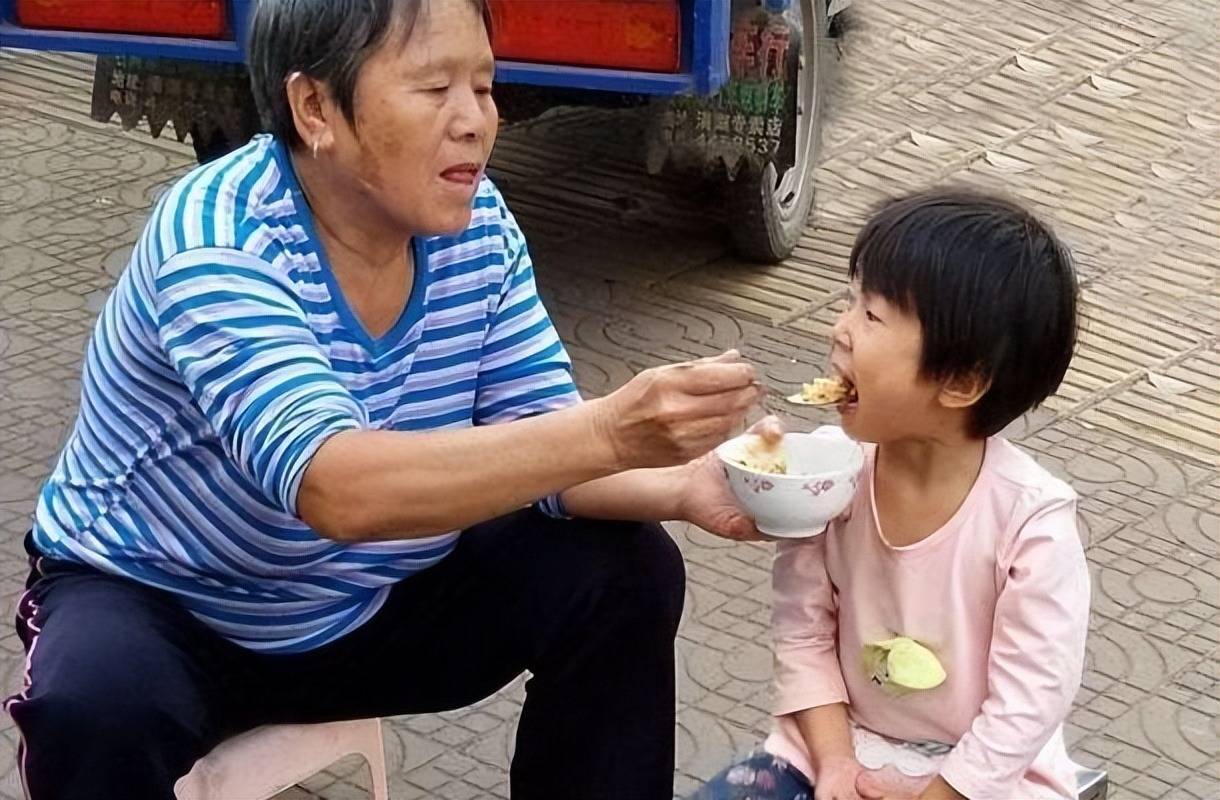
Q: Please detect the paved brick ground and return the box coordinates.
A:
[1,0,1217,797]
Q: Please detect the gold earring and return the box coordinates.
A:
[312,139,320,159]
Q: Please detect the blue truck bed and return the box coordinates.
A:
[0,0,840,263]
[0,0,732,96]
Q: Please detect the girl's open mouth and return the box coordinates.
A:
[837,375,859,411]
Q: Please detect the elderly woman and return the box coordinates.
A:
[4,1,767,798]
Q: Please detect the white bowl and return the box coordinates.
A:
[715,426,864,538]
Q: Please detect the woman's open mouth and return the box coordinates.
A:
[440,163,480,186]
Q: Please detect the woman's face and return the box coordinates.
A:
[330,0,498,236]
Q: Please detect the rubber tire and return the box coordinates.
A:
[728,0,829,264]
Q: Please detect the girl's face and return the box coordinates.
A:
[830,282,950,443]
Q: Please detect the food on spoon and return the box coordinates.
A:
[787,376,852,406]
[735,435,787,474]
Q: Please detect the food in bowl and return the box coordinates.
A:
[786,375,856,406]
[734,435,788,474]
[716,427,865,538]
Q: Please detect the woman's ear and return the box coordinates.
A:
[285,71,334,155]
[939,370,991,409]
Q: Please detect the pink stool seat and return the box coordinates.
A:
[174,718,389,800]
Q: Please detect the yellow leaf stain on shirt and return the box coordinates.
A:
[862,637,947,693]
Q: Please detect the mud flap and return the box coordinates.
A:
[646,0,801,179]
[90,56,260,145]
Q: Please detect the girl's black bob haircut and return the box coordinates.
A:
[849,188,1079,437]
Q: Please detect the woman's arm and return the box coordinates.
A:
[299,357,759,540]
[556,465,688,523]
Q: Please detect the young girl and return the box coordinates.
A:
[696,190,1090,800]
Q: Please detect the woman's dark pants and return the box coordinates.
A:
[5,508,686,800]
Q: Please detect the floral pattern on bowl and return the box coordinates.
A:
[803,479,835,497]
[747,476,775,493]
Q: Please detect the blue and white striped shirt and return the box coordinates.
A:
[32,135,581,653]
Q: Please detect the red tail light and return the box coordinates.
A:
[489,0,681,73]
[16,0,227,38]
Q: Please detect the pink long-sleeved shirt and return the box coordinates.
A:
[764,436,1090,798]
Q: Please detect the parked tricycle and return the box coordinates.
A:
[0,0,851,261]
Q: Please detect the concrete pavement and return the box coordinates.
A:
[0,0,1216,797]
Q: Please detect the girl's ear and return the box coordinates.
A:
[939,370,990,409]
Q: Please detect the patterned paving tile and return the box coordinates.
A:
[0,0,1216,797]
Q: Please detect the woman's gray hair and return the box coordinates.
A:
[248,0,491,148]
